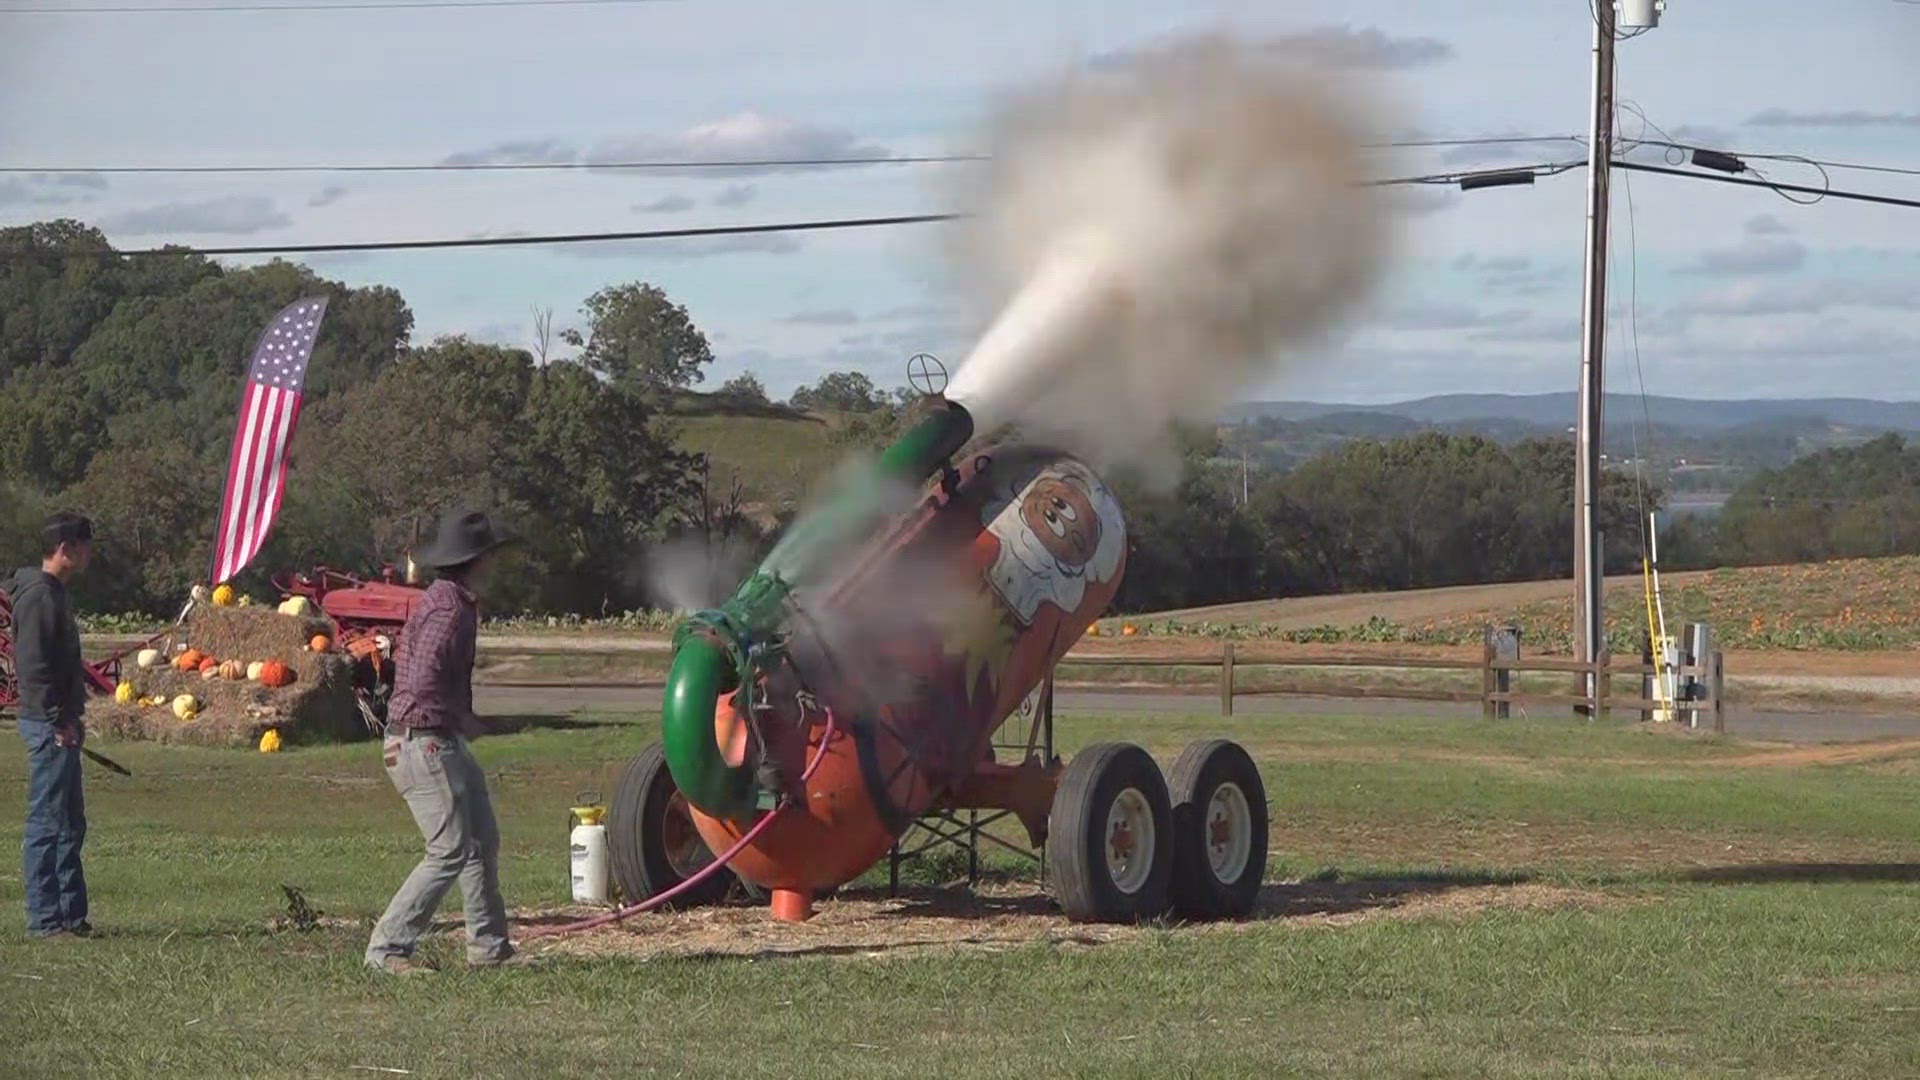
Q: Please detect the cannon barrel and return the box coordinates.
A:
[662,398,975,820]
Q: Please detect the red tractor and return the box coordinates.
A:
[273,565,427,731]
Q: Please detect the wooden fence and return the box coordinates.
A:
[1062,642,1727,732]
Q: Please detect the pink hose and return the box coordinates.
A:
[524,708,838,939]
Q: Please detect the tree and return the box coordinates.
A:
[791,370,881,413]
[718,372,768,403]
[559,282,712,393]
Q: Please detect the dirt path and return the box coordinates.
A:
[512,881,1625,963]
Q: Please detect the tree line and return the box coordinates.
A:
[1,218,1901,621]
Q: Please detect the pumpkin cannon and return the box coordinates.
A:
[603,396,1269,924]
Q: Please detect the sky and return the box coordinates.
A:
[4,0,1919,405]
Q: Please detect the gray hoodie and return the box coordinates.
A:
[7,567,87,724]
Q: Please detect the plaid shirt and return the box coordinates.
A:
[387,578,478,735]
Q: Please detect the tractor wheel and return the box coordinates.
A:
[1167,739,1268,920]
[1044,742,1173,923]
[607,743,734,909]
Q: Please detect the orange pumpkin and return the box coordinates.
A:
[1121,624,1140,637]
[175,649,204,671]
[219,660,247,681]
[197,656,219,675]
[258,661,296,688]
[309,634,332,653]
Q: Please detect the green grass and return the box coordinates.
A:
[670,408,838,506]
[6,710,1920,1077]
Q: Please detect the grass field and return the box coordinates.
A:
[1108,555,1920,653]
[7,707,1920,1077]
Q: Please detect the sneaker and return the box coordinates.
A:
[67,922,94,938]
[370,955,437,976]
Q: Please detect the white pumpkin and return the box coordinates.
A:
[277,596,312,618]
[171,694,200,721]
[190,584,209,603]
[136,647,163,669]
[247,660,266,683]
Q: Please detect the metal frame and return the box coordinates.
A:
[887,670,1055,895]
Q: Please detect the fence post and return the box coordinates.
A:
[1639,633,1654,725]
[1220,642,1235,717]
[1481,629,1496,720]
[1711,650,1726,735]
[1596,649,1612,719]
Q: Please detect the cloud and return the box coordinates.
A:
[1262,25,1454,69]
[714,184,758,207]
[1671,278,1920,318]
[583,113,889,177]
[439,139,577,166]
[784,309,859,326]
[1095,25,1452,74]
[1385,186,1460,216]
[1470,315,1582,343]
[308,185,348,208]
[1452,254,1574,297]
[101,195,290,236]
[555,232,804,259]
[0,173,109,206]
[1376,304,1527,332]
[873,303,956,322]
[1679,239,1807,276]
[633,194,696,214]
[1437,133,1540,166]
[1745,214,1790,236]
[1747,109,1920,128]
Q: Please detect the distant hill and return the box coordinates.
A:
[1226,394,1920,433]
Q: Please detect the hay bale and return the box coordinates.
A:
[92,603,364,748]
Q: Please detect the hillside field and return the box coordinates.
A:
[1106,555,1920,654]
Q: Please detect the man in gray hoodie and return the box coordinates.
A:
[10,513,95,939]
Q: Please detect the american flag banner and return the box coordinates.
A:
[210,296,328,585]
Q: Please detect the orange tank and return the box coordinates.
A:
[687,444,1127,916]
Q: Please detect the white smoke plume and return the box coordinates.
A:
[944,37,1393,473]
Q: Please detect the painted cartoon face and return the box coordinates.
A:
[1020,477,1101,569]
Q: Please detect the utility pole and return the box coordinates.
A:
[1575,0,1661,714]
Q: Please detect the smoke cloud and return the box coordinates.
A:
[944,37,1392,473]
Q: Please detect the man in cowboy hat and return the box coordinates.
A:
[365,509,517,974]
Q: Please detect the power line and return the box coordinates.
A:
[0,161,1585,259]
[0,154,991,176]
[1612,160,1920,210]
[3,0,675,12]
[0,137,1586,177]
[0,213,960,258]
[1624,139,1920,180]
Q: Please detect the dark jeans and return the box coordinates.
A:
[18,718,87,935]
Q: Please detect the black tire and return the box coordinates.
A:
[607,743,735,908]
[1167,739,1269,920]
[1044,742,1174,923]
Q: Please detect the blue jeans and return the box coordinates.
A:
[18,718,87,936]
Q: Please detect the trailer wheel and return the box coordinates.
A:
[607,743,734,908]
[1167,739,1268,919]
[1045,742,1173,923]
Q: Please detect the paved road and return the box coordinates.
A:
[475,683,1920,745]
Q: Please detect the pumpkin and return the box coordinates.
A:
[114,681,137,704]
[1085,625,1102,637]
[211,583,236,607]
[278,596,312,618]
[136,647,163,669]
[237,595,254,608]
[220,660,247,681]
[175,649,204,671]
[258,729,283,754]
[258,661,295,689]
[1121,624,1140,637]
[201,666,221,681]
[190,584,209,603]
[171,694,200,721]
[247,661,266,683]
[309,633,332,653]
[197,656,219,675]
